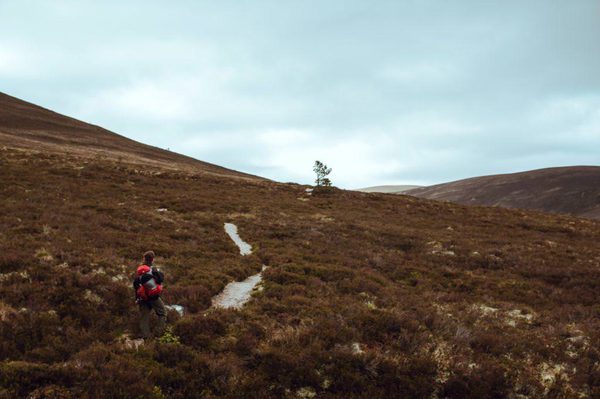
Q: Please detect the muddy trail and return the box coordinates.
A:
[212,223,266,309]
[167,222,265,314]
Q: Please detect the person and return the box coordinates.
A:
[133,250,166,339]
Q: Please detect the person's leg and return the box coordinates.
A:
[152,297,167,337]
[139,302,152,339]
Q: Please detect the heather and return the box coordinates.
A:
[1,147,600,398]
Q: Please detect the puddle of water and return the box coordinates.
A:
[165,304,184,316]
[224,223,252,255]
[212,266,267,309]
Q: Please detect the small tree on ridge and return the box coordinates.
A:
[313,160,332,187]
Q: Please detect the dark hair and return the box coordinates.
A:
[143,250,155,265]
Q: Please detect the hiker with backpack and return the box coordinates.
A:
[133,250,166,339]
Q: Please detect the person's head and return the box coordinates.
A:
[142,250,155,266]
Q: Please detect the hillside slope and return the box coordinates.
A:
[0,92,259,179]
[406,166,600,219]
[0,96,600,397]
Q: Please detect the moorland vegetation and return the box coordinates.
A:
[1,146,600,398]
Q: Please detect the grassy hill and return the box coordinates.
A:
[406,167,600,220]
[0,91,260,179]
[0,95,599,398]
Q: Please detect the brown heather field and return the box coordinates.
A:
[1,144,600,398]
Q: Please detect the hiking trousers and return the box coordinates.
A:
[139,297,166,339]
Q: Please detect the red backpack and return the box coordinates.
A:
[136,265,163,300]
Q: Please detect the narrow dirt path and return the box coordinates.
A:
[211,266,267,309]
[165,304,184,316]
[224,222,253,255]
[212,223,266,309]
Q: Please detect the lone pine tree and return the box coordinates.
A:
[313,160,332,187]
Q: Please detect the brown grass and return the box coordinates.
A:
[1,146,600,397]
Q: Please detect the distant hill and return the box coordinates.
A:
[0,92,260,179]
[406,166,600,219]
[356,185,422,194]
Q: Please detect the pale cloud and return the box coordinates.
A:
[528,96,600,149]
[83,80,196,121]
[0,42,39,77]
[377,62,461,87]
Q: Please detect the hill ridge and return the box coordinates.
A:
[0,91,261,179]
[406,165,600,219]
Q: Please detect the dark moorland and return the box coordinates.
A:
[1,94,600,398]
[407,167,600,220]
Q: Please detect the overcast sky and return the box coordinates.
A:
[1,1,599,188]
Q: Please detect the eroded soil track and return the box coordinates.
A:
[212,223,266,309]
